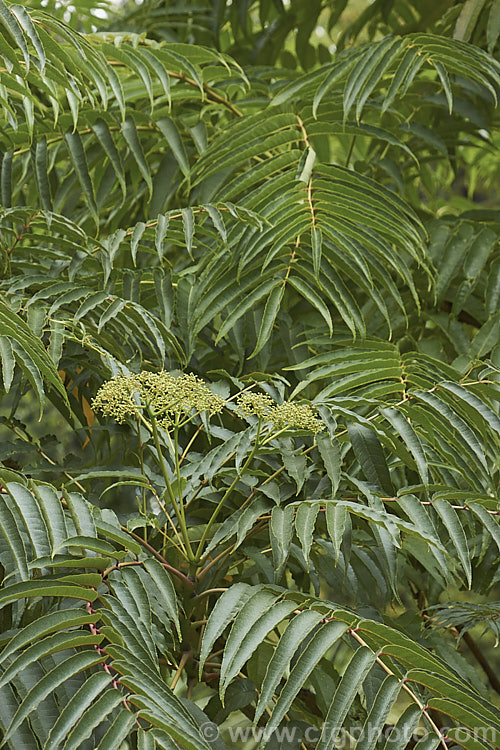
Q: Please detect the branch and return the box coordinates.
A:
[461,631,500,695]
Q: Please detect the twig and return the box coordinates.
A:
[125,528,194,586]
[462,631,500,695]
[170,650,191,691]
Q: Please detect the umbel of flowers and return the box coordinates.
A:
[237,391,323,433]
[91,371,226,428]
[92,370,323,433]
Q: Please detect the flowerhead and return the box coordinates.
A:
[92,371,226,427]
[237,390,323,433]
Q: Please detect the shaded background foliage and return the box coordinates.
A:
[0,0,500,748]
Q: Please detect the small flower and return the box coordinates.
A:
[92,371,226,427]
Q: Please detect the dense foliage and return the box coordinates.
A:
[0,0,500,747]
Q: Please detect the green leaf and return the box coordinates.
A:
[0,631,104,688]
[30,554,111,571]
[317,647,378,749]
[312,225,322,280]
[120,565,154,639]
[74,291,108,321]
[288,274,333,335]
[354,674,401,750]
[0,682,38,748]
[141,48,171,103]
[63,491,96,538]
[443,729,494,750]
[487,0,500,53]
[34,136,52,210]
[203,204,227,245]
[249,282,284,358]
[0,301,70,413]
[155,213,170,259]
[100,604,155,667]
[270,505,294,573]
[468,503,500,554]
[130,221,146,266]
[357,621,453,678]
[254,609,324,723]
[381,407,428,486]
[381,704,422,750]
[354,38,404,120]
[215,278,277,344]
[470,315,500,359]
[62,687,124,750]
[132,703,208,750]
[98,298,125,332]
[157,117,190,177]
[64,130,99,228]
[123,116,152,198]
[317,433,341,497]
[0,609,97,665]
[433,499,472,587]
[413,735,441,750]
[326,502,348,564]
[96,710,136,750]
[407,669,500,730]
[463,227,496,279]
[113,44,154,109]
[411,390,488,475]
[453,0,487,42]
[138,729,156,750]
[219,599,297,700]
[53,535,119,557]
[31,483,68,552]
[92,118,126,200]
[218,589,279,691]
[113,656,209,749]
[94,520,142,554]
[1,150,13,206]
[0,499,29,581]
[343,38,402,121]
[432,61,453,114]
[296,146,316,183]
[295,503,319,565]
[3,651,105,741]
[181,207,194,258]
[0,0,29,71]
[263,619,349,744]
[0,335,14,391]
[280,442,307,494]
[142,558,181,639]
[0,579,98,606]
[199,583,253,677]
[438,381,500,438]
[48,319,64,367]
[10,341,43,406]
[426,697,499,740]
[347,423,394,496]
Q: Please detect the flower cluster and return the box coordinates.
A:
[271,401,324,433]
[237,391,276,419]
[237,391,323,433]
[92,371,226,427]
[91,374,141,424]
